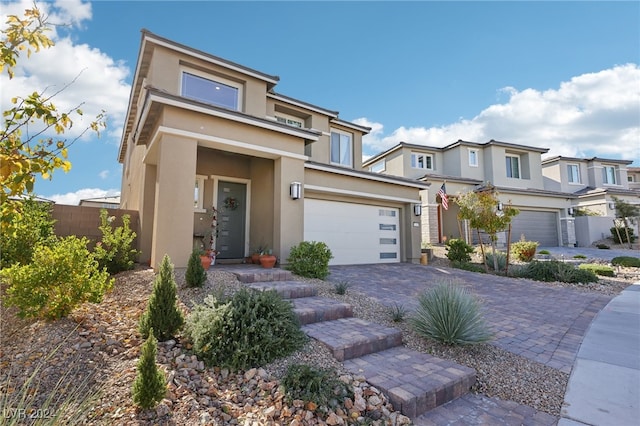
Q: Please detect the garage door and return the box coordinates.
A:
[510,210,559,247]
[304,199,400,265]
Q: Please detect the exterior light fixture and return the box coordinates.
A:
[568,207,574,216]
[413,204,422,216]
[497,202,503,211]
[290,182,302,200]
[608,202,615,210]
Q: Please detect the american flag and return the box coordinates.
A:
[438,183,449,210]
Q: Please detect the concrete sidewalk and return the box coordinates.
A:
[559,283,640,426]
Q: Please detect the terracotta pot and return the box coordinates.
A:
[251,253,261,264]
[259,254,276,269]
[200,255,212,270]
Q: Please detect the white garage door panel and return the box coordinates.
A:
[304,199,400,265]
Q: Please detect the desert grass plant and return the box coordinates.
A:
[573,254,587,259]
[1,236,113,319]
[445,239,475,263]
[334,280,350,295]
[410,281,492,345]
[389,303,407,322]
[537,249,551,255]
[450,261,486,273]
[611,256,640,267]
[132,329,166,409]
[185,249,207,288]
[93,209,139,275]
[286,241,333,279]
[139,255,184,341]
[578,263,615,277]
[185,289,306,371]
[281,364,352,412]
[484,250,507,272]
[516,260,598,284]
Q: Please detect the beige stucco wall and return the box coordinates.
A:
[484,146,545,189]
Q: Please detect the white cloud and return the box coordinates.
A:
[358,64,640,163]
[46,188,120,205]
[0,1,130,145]
[98,169,109,179]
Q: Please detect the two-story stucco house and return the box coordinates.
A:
[118,31,426,268]
[364,140,577,247]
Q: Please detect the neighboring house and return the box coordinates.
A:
[79,196,121,209]
[625,166,640,191]
[118,30,426,268]
[364,140,579,247]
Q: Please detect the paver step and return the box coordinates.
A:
[292,297,353,325]
[302,317,402,361]
[246,281,318,299]
[224,266,294,283]
[344,346,476,419]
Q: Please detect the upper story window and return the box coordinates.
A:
[181,71,242,111]
[411,153,433,170]
[468,149,478,167]
[602,165,617,185]
[369,159,386,173]
[567,164,581,184]
[330,130,353,167]
[506,155,520,179]
[629,175,635,182]
[275,115,303,128]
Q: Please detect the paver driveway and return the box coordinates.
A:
[327,263,613,374]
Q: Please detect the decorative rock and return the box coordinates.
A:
[244,368,257,381]
[326,412,343,425]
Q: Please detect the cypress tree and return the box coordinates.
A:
[185,250,206,288]
[132,329,166,409]
[139,254,184,341]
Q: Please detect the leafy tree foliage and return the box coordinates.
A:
[1,5,105,228]
[93,209,139,274]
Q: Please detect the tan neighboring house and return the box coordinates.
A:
[79,196,121,209]
[364,140,578,247]
[624,166,640,191]
[118,30,426,268]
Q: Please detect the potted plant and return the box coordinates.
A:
[259,247,276,269]
[198,248,212,270]
[251,244,265,264]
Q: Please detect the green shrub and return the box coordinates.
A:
[93,209,139,274]
[596,243,610,249]
[579,263,615,277]
[185,289,306,371]
[185,250,207,288]
[538,250,551,255]
[410,281,492,345]
[519,260,598,284]
[286,241,333,279]
[132,330,166,409]
[611,256,640,267]
[610,227,636,244]
[139,255,184,341]
[389,303,407,322]
[451,261,486,273]
[573,254,587,259]
[281,364,352,410]
[510,239,538,262]
[445,239,475,263]
[485,251,507,272]
[1,236,113,319]
[334,280,349,295]
[0,198,55,268]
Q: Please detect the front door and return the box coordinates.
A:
[216,181,247,259]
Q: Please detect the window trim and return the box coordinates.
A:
[567,163,581,184]
[468,148,479,167]
[411,152,434,170]
[506,154,521,179]
[180,66,243,111]
[330,129,353,167]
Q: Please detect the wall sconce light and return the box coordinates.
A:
[290,182,302,200]
[413,204,422,216]
[568,207,574,216]
[608,202,615,210]
[497,202,503,211]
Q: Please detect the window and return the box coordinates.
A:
[506,155,520,178]
[369,160,386,173]
[629,175,635,182]
[194,176,206,211]
[379,224,396,230]
[567,164,581,184]
[411,153,433,170]
[602,165,617,185]
[181,71,241,110]
[468,149,478,167]
[330,130,352,167]
[379,209,396,217]
[275,115,303,128]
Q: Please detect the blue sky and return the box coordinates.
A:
[1,0,639,204]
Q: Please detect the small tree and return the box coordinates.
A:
[611,196,639,249]
[93,209,139,274]
[139,255,184,341]
[185,250,207,287]
[132,329,166,409]
[457,185,519,272]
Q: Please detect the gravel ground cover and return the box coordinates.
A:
[1,246,637,424]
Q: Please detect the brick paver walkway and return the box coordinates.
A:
[327,263,612,374]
